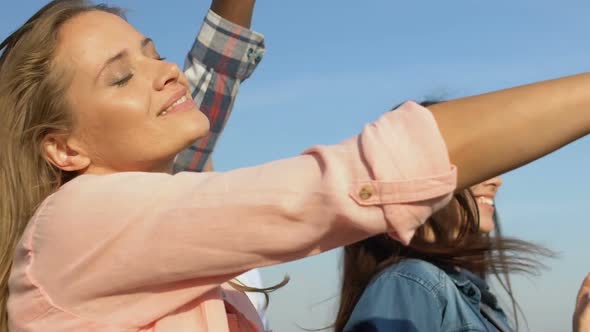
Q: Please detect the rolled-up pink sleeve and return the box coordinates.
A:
[23,101,456,326]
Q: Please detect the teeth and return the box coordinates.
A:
[172,96,187,107]
[477,196,494,206]
[159,96,188,116]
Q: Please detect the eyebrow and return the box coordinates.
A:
[95,37,154,81]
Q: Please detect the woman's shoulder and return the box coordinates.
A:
[347,259,456,325]
[59,172,170,190]
[360,259,475,315]
[33,172,177,230]
[371,258,450,292]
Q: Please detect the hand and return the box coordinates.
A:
[574,273,590,332]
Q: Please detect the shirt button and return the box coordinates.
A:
[359,185,374,200]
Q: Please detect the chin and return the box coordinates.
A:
[177,111,211,144]
[478,218,496,234]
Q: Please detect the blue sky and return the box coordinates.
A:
[3,1,590,331]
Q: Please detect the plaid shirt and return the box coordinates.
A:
[173,10,265,173]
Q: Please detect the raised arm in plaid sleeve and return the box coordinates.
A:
[173,9,264,173]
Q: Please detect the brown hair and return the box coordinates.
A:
[0,1,123,330]
[333,102,553,332]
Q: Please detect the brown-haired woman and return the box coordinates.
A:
[333,100,556,332]
[334,174,548,332]
[1,1,590,331]
[333,102,557,332]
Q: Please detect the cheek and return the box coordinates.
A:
[72,92,156,155]
[83,92,151,131]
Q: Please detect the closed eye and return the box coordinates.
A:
[110,56,164,88]
[112,73,134,87]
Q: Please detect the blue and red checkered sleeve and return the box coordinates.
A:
[173,9,265,173]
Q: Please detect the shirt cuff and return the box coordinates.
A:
[353,101,458,245]
[190,9,265,80]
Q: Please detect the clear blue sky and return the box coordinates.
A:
[3,1,590,331]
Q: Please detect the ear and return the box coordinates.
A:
[42,132,90,172]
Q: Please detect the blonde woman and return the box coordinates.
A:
[1,1,590,331]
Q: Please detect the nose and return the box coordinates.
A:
[153,60,180,91]
[484,176,503,192]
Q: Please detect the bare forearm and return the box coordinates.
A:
[429,72,590,190]
[210,0,256,28]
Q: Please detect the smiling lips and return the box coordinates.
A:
[158,94,195,117]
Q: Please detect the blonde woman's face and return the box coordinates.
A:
[470,176,503,233]
[55,11,209,173]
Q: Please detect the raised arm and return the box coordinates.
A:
[211,0,256,28]
[429,72,590,190]
[174,0,263,172]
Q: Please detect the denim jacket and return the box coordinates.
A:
[343,259,513,332]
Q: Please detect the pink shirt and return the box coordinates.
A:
[8,102,457,331]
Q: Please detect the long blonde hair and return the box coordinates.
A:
[0,1,122,330]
